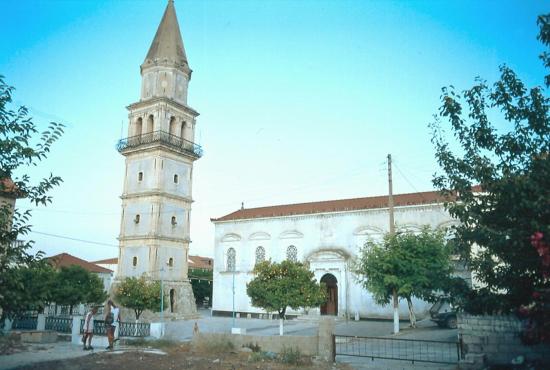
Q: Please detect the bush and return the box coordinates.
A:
[243,342,261,352]
[278,346,302,365]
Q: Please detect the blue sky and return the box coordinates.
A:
[0,0,547,261]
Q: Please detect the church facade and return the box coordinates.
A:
[211,190,460,319]
[114,0,201,319]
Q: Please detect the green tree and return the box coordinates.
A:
[429,14,550,313]
[114,276,163,320]
[189,268,212,306]
[354,229,453,330]
[51,265,107,314]
[0,75,64,318]
[247,260,326,335]
[1,261,56,319]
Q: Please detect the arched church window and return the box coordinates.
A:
[146,115,154,134]
[134,214,140,224]
[227,248,236,271]
[180,121,186,140]
[132,256,138,267]
[171,216,177,226]
[138,172,143,181]
[168,257,174,267]
[287,245,297,262]
[255,246,265,265]
[135,117,143,136]
[173,174,178,183]
[169,116,177,136]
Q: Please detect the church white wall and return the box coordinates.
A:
[212,203,455,319]
[160,157,190,198]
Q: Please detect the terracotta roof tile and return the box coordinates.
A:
[47,253,113,274]
[0,178,24,198]
[211,190,458,222]
[188,255,213,270]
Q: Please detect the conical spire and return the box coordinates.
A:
[141,0,189,72]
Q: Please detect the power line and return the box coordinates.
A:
[31,230,118,248]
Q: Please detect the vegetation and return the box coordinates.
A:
[0,75,64,320]
[189,268,212,306]
[278,346,302,365]
[51,265,107,314]
[114,276,163,320]
[247,260,326,320]
[354,228,453,328]
[430,14,550,314]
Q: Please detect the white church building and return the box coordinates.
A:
[211,190,461,319]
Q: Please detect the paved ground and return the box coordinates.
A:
[0,342,90,370]
[0,310,458,370]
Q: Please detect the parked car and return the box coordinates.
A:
[429,297,457,329]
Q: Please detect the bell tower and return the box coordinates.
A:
[115,0,201,319]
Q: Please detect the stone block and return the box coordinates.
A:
[231,327,246,335]
[20,330,57,344]
[150,322,165,338]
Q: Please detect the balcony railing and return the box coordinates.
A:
[117,130,203,158]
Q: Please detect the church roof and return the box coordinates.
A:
[141,0,189,71]
[212,190,455,222]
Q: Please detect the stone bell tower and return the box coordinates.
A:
[115,0,201,319]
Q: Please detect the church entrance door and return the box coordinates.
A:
[320,274,338,316]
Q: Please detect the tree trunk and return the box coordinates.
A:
[392,289,399,334]
[406,297,416,328]
[279,308,286,336]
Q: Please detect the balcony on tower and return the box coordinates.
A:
[116,130,203,158]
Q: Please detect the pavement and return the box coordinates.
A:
[0,309,459,370]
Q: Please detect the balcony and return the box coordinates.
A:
[116,130,203,158]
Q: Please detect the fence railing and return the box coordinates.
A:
[334,335,461,365]
[45,316,72,333]
[12,315,38,330]
[80,319,150,337]
[116,130,203,158]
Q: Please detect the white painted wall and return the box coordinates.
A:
[212,203,458,319]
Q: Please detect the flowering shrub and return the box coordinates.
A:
[518,232,550,345]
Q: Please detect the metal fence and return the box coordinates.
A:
[334,335,462,365]
[80,319,150,337]
[45,317,72,333]
[12,315,38,330]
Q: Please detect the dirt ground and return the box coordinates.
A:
[10,342,351,370]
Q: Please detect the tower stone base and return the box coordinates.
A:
[110,279,199,322]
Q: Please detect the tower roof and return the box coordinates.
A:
[141,0,189,72]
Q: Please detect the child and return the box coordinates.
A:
[82,306,98,350]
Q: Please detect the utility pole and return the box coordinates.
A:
[387,153,399,334]
[387,153,395,235]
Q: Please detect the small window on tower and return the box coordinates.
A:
[174,174,178,183]
[171,216,177,226]
[168,257,174,267]
[134,214,140,224]
[132,256,138,267]
[138,172,143,181]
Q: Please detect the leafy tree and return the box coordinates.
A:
[114,276,162,320]
[51,265,107,314]
[1,261,56,319]
[0,75,64,318]
[354,229,453,330]
[430,14,550,313]
[189,268,212,306]
[247,260,326,334]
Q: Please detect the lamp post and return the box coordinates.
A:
[232,264,235,329]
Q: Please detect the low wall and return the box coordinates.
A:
[192,317,335,360]
[459,314,550,368]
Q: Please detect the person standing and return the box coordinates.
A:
[82,306,98,350]
[104,301,114,350]
[105,300,121,350]
[111,301,121,343]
